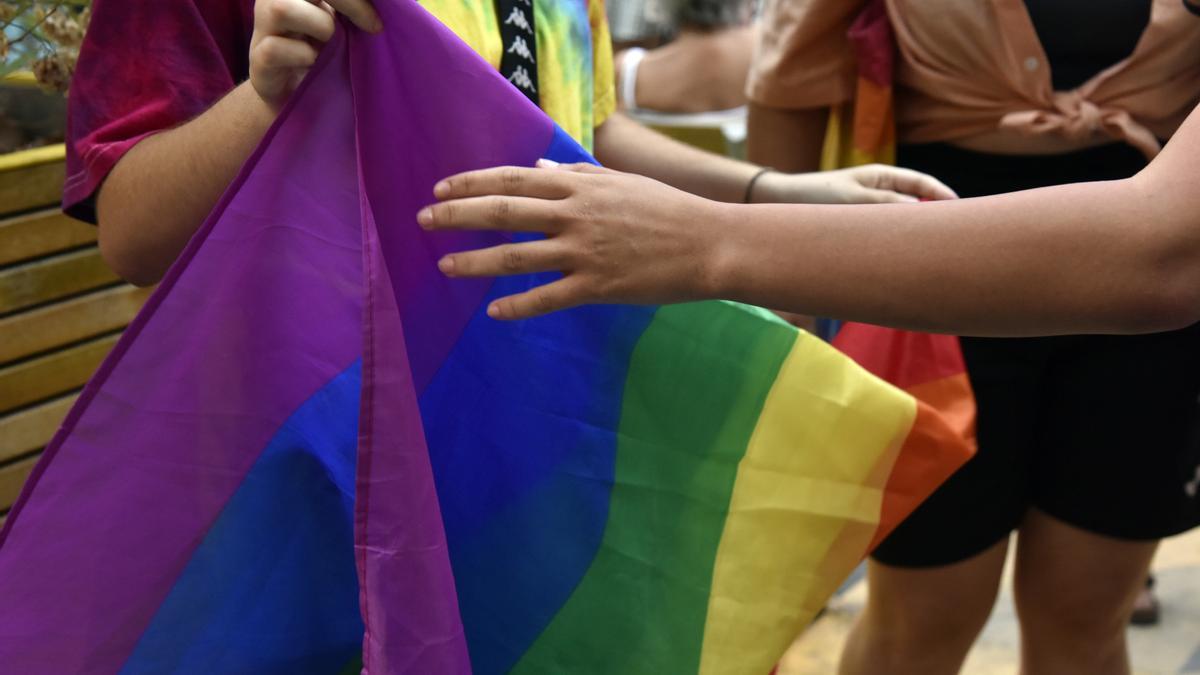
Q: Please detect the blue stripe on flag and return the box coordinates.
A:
[422,288,655,674]
[543,125,600,166]
[121,362,365,675]
[419,124,653,675]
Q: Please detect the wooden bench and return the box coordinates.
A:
[0,144,151,527]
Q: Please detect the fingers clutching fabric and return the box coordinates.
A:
[250,0,381,110]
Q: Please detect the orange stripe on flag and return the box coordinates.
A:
[831,324,978,552]
[907,373,976,444]
[869,396,976,552]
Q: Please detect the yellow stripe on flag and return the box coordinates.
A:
[698,331,917,675]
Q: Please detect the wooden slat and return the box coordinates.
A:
[0,393,77,464]
[0,455,38,512]
[647,125,730,156]
[0,285,149,364]
[0,145,66,216]
[0,248,119,315]
[2,71,38,86]
[0,144,63,172]
[0,334,118,414]
[0,209,96,266]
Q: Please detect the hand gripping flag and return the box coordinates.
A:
[0,2,974,673]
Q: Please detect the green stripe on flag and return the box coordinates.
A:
[513,302,798,673]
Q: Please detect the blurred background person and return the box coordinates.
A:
[610,0,757,115]
[607,0,757,158]
[746,2,1200,674]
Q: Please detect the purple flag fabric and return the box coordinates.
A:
[0,2,972,673]
[0,5,548,671]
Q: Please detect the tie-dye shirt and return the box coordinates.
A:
[63,0,615,222]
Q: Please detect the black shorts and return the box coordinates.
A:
[873,328,1200,567]
[873,142,1200,567]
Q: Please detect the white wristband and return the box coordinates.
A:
[619,47,646,111]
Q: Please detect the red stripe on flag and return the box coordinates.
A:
[833,323,968,391]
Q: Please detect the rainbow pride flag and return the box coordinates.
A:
[833,322,978,540]
[0,2,973,673]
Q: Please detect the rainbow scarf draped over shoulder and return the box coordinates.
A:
[0,2,973,673]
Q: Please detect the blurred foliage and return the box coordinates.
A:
[2,1,91,92]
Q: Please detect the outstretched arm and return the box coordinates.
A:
[594,111,955,205]
[421,106,1200,337]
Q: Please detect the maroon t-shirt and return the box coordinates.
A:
[64,0,254,222]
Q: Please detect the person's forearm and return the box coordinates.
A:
[744,103,830,331]
[425,104,1200,332]
[712,172,1200,336]
[746,103,826,173]
[96,82,276,285]
[593,111,760,203]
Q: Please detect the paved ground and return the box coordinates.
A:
[778,527,1200,674]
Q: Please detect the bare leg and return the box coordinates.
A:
[839,538,1009,675]
[1014,508,1158,675]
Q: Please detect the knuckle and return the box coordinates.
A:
[266,0,292,25]
[502,246,524,272]
[546,207,569,230]
[255,37,286,64]
[558,243,583,269]
[570,197,596,222]
[491,197,511,221]
[253,45,275,67]
[254,0,274,20]
[501,167,523,192]
[533,290,554,315]
[435,201,455,223]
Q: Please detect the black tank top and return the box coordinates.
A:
[896,1,1154,198]
[1023,0,1152,90]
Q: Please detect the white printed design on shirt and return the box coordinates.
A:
[507,36,535,62]
[504,8,533,34]
[508,65,537,93]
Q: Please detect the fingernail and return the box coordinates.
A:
[438,256,455,274]
[487,303,501,318]
[433,181,449,199]
[536,158,560,168]
[417,207,433,227]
